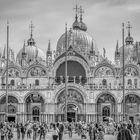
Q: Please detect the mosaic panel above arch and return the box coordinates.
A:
[94,66,114,78]
[25,94,44,103]
[97,93,116,104]
[124,67,138,77]
[27,66,47,77]
[57,89,84,104]
[123,94,140,103]
[3,68,20,77]
[0,95,18,104]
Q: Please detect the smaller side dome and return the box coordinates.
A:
[79,21,87,32]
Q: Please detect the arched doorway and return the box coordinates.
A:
[97,93,116,122]
[56,89,84,122]
[25,93,44,122]
[0,95,18,122]
[122,94,140,123]
[32,106,40,122]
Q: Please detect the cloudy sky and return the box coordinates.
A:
[0,0,140,61]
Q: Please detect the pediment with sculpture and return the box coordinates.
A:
[57,89,84,104]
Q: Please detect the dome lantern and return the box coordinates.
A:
[72,4,80,30]
[27,21,36,46]
[79,6,87,32]
[125,21,134,45]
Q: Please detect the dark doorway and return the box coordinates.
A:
[129,116,134,124]
[8,116,15,122]
[67,112,75,122]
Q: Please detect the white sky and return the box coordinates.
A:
[0,0,140,61]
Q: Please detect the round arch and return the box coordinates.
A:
[26,64,47,78]
[120,92,140,103]
[95,92,118,104]
[24,92,46,103]
[53,85,87,103]
[52,56,90,77]
[0,93,21,103]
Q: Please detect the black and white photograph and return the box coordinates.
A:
[0,0,140,140]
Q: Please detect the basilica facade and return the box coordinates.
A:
[0,8,140,124]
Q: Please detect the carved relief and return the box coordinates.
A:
[124,67,138,77]
[4,68,20,77]
[28,67,46,77]
[97,94,115,103]
[95,66,114,78]
[57,89,83,104]
[8,104,16,113]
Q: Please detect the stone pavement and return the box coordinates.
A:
[12,131,117,140]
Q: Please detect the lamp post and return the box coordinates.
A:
[122,23,125,121]
[64,24,68,122]
[5,21,9,122]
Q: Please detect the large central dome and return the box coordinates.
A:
[56,28,97,56]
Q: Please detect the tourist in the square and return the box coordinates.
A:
[68,123,72,137]
[52,123,59,140]
[58,121,64,140]
[117,121,133,140]
[96,127,105,140]
[21,123,26,140]
[17,123,21,140]
[89,122,97,140]
[7,127,13,140]
[1,126,5,140]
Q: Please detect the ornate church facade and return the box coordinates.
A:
[0,6,140,124]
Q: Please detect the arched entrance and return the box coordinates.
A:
[25,93,44,122]
[97,93,116,122]
[0,95,18,122]
[56,89,84,122]
[122,94,140,123]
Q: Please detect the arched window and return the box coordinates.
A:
[128,79,132,86]
[35,79,39,86]
[10,79,15,86]
[102,106,110,117]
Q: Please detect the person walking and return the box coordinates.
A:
[68,123,72,137]
[52,124,59,140]
[96,127,104,140]
[1,126,5,140]
[58,122,64,140]
[117,122,133,140]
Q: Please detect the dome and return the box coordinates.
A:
[119,44,135,65]
[79,21,87,31]
[16,43,46,65]
[56,28,98,56]
[125,36,134,45]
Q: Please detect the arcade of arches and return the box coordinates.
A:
[0,93,140,123]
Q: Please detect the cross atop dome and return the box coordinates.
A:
[125,21,134,45]
[127,21,132,37]
[79,6,84,21]
[27,21,36,46]
[29,21,34,38]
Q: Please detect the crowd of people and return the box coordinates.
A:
[0,120,140,140]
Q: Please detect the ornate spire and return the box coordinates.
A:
[125,21,133,45]
[47,40,52,54]
[27,21,36,46]
[116,40,119,52]
[72,4,80,30]
[30,21,34,38]
[79,6,87,31]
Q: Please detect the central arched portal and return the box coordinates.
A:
[56,89,85,122]
[96,93,116,122]
[25,93,44,122]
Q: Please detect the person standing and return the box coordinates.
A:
[1,126,5,140]
[68,123,72,137]
[58,122,64,140]
[51,124,59,140]
[117,122,133,140]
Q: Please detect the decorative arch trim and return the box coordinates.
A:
[95,92,118,104]
[23,91,46,103]
[52,56,90,77]
[53,84,88,103]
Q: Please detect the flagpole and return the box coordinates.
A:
[5,21,9,122]
[64,24,68,122]
[122,23,125,121]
